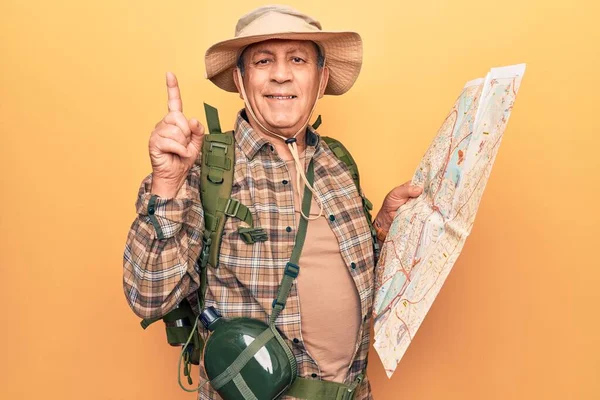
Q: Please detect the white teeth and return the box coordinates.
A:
[267,95,295,99]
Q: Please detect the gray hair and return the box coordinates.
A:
[236,41,325,76]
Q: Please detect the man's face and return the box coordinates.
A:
[233,39,329,138]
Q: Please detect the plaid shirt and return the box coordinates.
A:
[123,110,376,400]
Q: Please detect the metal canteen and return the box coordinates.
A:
[201,307,295,400]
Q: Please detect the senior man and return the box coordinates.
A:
[123,5,422,400]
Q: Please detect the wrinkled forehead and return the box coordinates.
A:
[240,39,320,59]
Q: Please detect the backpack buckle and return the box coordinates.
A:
[284,262,300,278]
[343,373,364,399]
[199,237,212,268]
[224,198,241,217]
[272,299,286,310]
[238,227,268,244]
[209,142,228,154]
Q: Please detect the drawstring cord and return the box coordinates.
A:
[235,65,325,220]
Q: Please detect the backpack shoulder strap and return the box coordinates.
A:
[321,137,362,196]
[321,136,380,259]
[200,103,235,274]
[199,104,267,270]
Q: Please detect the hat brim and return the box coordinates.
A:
[205,31,362,95]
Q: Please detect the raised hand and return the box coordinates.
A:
[149,72,205,198]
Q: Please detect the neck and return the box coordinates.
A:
[246,113,307,160]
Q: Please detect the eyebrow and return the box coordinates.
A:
[250,47,310,57]
[252,49,275,57]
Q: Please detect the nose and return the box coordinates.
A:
[270,59,292,84]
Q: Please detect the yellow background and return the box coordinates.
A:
[1,0,599,399]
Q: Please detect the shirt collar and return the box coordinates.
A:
[234,109,321,161]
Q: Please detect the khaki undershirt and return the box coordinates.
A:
[286,158,361,383]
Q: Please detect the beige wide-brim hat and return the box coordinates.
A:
[205,5,362,95]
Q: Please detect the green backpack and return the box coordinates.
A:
[140,104,378,386]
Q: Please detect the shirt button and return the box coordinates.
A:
[282,180,288,185]
[351,262,357,270]
[148,206,155,215]
[329,215,335,221]
[311,373,318,378]
[293,338,300,344]
[286,226,292,233]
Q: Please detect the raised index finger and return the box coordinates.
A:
[166,71,183,113]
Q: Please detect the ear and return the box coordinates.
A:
[232,68,244,100]
[318,66,330,99]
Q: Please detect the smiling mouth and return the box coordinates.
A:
[265,95,297,99]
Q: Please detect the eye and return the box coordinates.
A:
[291,57,305,64]
[255,59,271,65]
